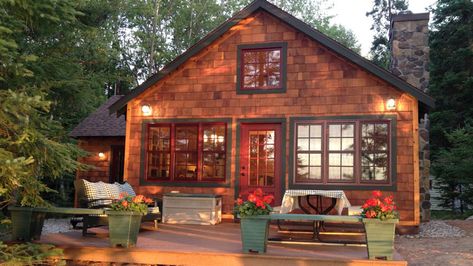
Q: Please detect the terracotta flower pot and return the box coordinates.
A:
[106,211,142,248]
[240,215,270,253]
[9,206,46,241]
[363,218,399,260]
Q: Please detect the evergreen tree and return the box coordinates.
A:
[366,0,408,68]
[432,126,473,212]
[429,0,473,210]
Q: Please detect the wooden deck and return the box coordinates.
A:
[39,222,407,266]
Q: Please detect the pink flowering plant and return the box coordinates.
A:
[361,190,398,220]
[235,188,274,217]
[110,193,153,215]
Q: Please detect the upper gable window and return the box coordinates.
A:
[237,43,287,94]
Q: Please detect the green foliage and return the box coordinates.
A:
[0,242,64,266]
[432,126,473,212]
[429,0,473,154]
[430,210,473,220]
[366,0,408,68]
[0,89,87,208]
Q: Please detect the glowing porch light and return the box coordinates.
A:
[98,152,105,159]
[141,104,152,116]
[386,98,396,111]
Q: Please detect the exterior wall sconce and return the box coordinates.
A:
[141,104,152,116]
[98,152,106,159]
[386,98,396,111]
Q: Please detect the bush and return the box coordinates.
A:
[0,242,64,265]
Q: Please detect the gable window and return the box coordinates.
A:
[294,119,393,186]
[237,43,287,94]
[146,123,227,183]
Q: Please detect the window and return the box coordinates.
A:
[146,123,227,183]
[237,43,287,94]
[294,120,392,185]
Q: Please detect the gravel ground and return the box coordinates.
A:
[396,220,473,266]
[43,218,74,234]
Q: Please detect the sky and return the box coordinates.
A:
[329,0,437,56]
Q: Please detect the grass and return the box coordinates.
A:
[431,210,473,220]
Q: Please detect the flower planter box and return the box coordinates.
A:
[106,211,143,248]
[363,218,398,260]
[9,206,47,241]
[240,216,270,254]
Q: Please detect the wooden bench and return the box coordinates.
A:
[269,213,363,243]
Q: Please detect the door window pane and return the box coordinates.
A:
[248,130,276,187]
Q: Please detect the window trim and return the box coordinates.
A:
[289,115,397,191]
[140,118,232,187]
[236,42,287,94]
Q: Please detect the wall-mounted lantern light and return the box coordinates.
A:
[386,98,396,111]
[98,152,105,159]
[141,104,152,116]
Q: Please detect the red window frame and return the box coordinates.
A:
[145,122,227,183]
[294,120,391,185]
[240,47,283,90]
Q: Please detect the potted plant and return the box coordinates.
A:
[106,193,152,248]
[361,190,399,260]
[235,188,274,253]
[8,174,52,242]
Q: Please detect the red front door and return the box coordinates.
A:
[239,123,282,205]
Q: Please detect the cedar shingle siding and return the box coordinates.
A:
[121,10,421,227]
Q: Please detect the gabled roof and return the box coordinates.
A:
[70,95,126,137]
[109,0,434,114]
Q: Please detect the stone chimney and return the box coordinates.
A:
[390,12,430,93]
[390,12,431,222]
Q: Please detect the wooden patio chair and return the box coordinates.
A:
[71,179,161,236]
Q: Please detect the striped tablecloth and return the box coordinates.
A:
[279,190,351,215]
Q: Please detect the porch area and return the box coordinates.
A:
[39,222,406,266]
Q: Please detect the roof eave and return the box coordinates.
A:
[108,0,434,114]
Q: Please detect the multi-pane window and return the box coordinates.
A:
[202,125,226,181]
[361,122,389,182]
[146,123,227,182]
[241,48,282,90]
[328,124,355,181]
[295,120,391,185]
[296,124,323,182]
[147,126,171,180]
[174,126,198,181]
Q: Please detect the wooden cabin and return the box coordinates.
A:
[73,0,434,233]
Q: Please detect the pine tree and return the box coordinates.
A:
[366,0,408,68]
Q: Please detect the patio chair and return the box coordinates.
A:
[72,179,161,235]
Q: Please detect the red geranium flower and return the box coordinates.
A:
[263,195,274,204]
[121,200,128,208]
[372,190,382,198]
[254,188,263,197]
[236,198,243,205]
[248,193,257,203]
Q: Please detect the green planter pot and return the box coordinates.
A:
[106,211,143,248]
[9,206,46,241]
[363,218,399,260]
[240,216,270,254]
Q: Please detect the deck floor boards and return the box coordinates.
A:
[38,222,406,266]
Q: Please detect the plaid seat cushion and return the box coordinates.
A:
[102,182,121,200]
[83,180,112,208]
[115,182,136,197]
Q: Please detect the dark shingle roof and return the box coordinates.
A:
[70,95,125,137]
[109,0,434,115]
